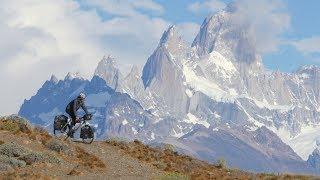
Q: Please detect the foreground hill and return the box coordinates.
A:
[0,116,315,179]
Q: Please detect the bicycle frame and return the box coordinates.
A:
[63,114,94,143]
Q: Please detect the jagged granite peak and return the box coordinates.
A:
[94,55,123,90]
[141,46,189,116]
[141,26,190,116]
[126,65,140,79]
[159,25,187,48]
[137,26,195,118]
[159,25,177,45]
[296,65,320,74]
[64,72,84,81]
[192,9,262,68]
[49,75,59,84]
[158,25,190,61]
[122,65,144,94]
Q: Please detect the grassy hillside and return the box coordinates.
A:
[0,115,315,179]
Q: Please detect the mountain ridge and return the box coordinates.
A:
[18,8,320,174]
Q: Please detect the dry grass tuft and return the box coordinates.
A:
[75,147,106,170]
[67,166,84,176]
[3,172,52,180]
[0,116,32,134]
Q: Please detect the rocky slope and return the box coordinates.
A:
[19,5,320,174]
[0,115,316,179]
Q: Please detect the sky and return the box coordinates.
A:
[0,0,320,115]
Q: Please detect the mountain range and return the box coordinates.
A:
[19,7,320,174]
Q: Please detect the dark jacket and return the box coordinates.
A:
[65,98,89,116]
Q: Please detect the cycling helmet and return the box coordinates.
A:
[78,92,86,100]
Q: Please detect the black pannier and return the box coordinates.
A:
[53,115,68,134]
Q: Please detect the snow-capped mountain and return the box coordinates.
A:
[19,7,320,174]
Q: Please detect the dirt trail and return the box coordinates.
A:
[71,141,162,180]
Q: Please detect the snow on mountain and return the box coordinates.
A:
[18,7,320,174]
[64,72,84,81]
[49,75,59,84]
[186,9,320,161]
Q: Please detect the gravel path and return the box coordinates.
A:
[71,141,163,180]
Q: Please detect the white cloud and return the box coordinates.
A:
[132,0,164,14]
[81,0,164,16]
[188,0,226,15]
[291,37,320,54]
[0,0,198,115]
[227,0,291,54]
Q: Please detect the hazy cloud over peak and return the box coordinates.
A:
[188,0,226,15]
[227,0,291,54]
[291,36,320,54]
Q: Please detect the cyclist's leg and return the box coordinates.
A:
[66,110,76,137]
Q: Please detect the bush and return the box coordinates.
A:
[33,126,48,134]
[153,161,167,170]
[0,142,30,157]
[164,144,175,152]
[0,155,26,168]
[45,139,73,155]
[0,116,32,134]
[0,163,14,172]
[216,158,227,169]
[19,152,62,165]
[0,120,20,133]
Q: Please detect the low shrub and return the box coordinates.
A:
[216,158,227,169]
[0,116,32,134]
[19,152,62,165]
[0,142,30,157]
[0,163,14,172]
[153,161,167,170]
[45,139,73,155]
[0,120,20,133]
[0,155,26,168]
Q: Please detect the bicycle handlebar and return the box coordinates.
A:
[79,114,93,122]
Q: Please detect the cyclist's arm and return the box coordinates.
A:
[81,102,89,115]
